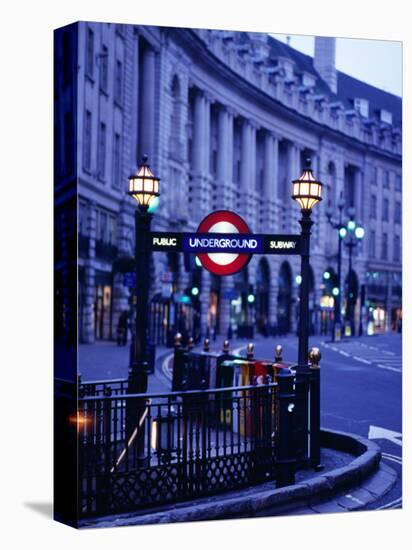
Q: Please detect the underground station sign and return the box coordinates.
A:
[150,210,301,276]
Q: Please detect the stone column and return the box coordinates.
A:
[355,168,364,223]
[193,90,206,175]
[240,119,251,192]
[139,45,156,160]
[192,89,208,215]
[264,131,275,199]
[217,105,229,184]
[226,109,234,185]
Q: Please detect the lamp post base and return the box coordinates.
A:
[334,322,342,342]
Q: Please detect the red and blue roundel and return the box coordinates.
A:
[196,210,252,276]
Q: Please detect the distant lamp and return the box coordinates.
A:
[292,158,323,211]
[191,286,199,296]
[295,275,302,285]
[247,293,255,304]
[332,287,340,296]
[355,226,365,240]
[347,219,356,232]
[323,271,331,280]
[128,155,160,209]
[339,227,347,239]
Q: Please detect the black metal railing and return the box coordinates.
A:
[78,377,128,397]
[78,383,279,517]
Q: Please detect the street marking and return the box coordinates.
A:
[339,350,350,357]
[382,350,396,356]
[344,494,365,505]
[382,454,402,465]
[382,452,402,461]
[162,353,174,381]
[353,356,372,364]
[377,364,402,373]
[376,497,402,511]
[368,425,402,447]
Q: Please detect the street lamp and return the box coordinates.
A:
[344,208,364,336]
[292,158,323,372]
[127,155,160,395]
[326,193,345,341]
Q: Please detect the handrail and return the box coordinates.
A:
[79,377,127,385]
[79,382,278,402]
[110,399,152,473]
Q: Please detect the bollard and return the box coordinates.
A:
[275,366,296,487]
[246,342,254,360]
[172,332,186,392]
[203,338,210,352]
[222,339,230,353]
[187,336,194,350]
[274,344,283,363]
[309,347,323,470]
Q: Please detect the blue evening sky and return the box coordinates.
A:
[272,34,402,97]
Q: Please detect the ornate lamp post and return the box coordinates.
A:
[292,158,323,371]
[344,207,365,336]
[127,155,160,394]
[326,193,345,341]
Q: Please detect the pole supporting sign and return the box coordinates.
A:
[149,210,301,276]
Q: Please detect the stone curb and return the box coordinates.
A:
[80,428,382,528]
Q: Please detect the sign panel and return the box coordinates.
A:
[150,231,301,255]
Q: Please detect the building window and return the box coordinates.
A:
[395,174,401,192]
[381,233,388,260]
[99,45,108,92]
[63,111,74,175]
[83,110,92,172]
[62,31,72,84]
[112,133,121,188]
[79,201,89,235]
[395,201,401,224]
[394,235,400,262]
[370,167,378,186]
[354,98,369,118]
[97,210,108,242]
[108,214,117,245]
[380,109,393,125]
[382,198,389,222]
[370,195,377,219]
[86,27,94,78]
[383,170,390,189]
[114,59,123,105]
[97,122,106,180]
[369,230,376,258]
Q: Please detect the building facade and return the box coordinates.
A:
[55,23,402,344]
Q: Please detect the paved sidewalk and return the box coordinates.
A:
[79,341,171,393]
[79,430,396,528]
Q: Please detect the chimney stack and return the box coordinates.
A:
[314,37,337,94]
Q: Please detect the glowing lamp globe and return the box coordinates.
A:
[128,155,160,208]
[292,158,323,211]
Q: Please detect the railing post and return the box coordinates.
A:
[172,332,185,392]
[309,347,323,470]
[246,342,254,360]
[275,366,296,488]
